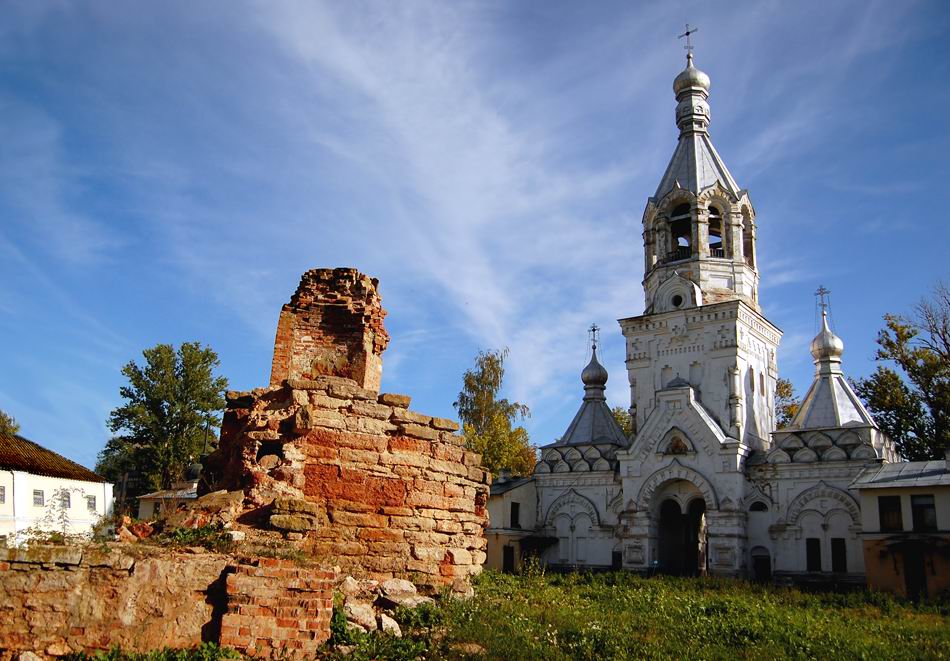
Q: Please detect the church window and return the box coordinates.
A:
[671,294,684,308]
[669,204,692,261]
[750,368,755,394]
[911,495,936,532]
[878,496,903,532]
[708,206,723,257]
[510,502,521,529]
[805,538,821,572]
[831,538,847,573]
[749,501,768,512]
[760,372,765,393]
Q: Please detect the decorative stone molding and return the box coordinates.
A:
[635,459,719,512]
[544,489,602,527]
[785,482,860,525]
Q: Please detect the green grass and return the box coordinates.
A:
[323,570,950,660]
[67,642,241,661]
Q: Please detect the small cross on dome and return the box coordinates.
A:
[678,23,698,63]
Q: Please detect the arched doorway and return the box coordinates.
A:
[750,546,772,582]
[655,481,708,576]
[658,500,685,574]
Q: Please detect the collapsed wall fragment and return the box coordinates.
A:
[205,267,490,591]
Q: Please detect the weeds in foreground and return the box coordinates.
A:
[66,642,240,661]
[321,571,950,660]
[154,525,234,553]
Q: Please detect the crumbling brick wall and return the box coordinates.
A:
[270,268,389,391]
[209,377,490,590]
[208,266,490,591]
[0,546,334,660]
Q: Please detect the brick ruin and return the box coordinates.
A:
[0,267,490,659]
[269,268,389,391]
[207,267,490,591]
[0,546,335,660]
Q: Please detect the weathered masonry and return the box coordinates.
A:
[0,546,335,660]
[206,267,490,590]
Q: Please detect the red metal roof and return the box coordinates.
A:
[0,433,105,483]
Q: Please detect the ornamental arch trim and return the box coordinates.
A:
[655,187,697,218]
[544,489,602,527]
[785,482,860,525]
[635,459,719,512]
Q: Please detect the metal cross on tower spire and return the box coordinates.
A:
[588,323,600,351]
[815,286,831,314]
[678,23,698,63]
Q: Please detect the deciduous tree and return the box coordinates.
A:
[454,349,536,476]
[853,283,950,461]
[96,342,228,493]
[775,378,800,428]
[0,408,20,436]
[611,406,634,439]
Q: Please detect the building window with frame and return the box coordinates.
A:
[510,502,521,529]
[878,495,903,532]
[0,485,5,504]
[86,495,97,512]
[33,490,44,507]
[806,537,821,572]
[911,495,937,532]
[61,491,71,509]
[831,538,847,573]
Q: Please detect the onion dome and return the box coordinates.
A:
[581,346,609,387]
[673,53,710,96]
[810,309,844,365]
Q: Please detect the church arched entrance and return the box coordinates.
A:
[654,481,707,576]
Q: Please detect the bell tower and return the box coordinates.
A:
[641,50,759,315]
[619,48,781,451]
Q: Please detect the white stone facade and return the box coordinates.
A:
[485,53,896,583]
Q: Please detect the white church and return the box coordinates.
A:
[486,50,898,583]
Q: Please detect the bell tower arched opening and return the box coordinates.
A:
[708,206,723,257]
[668,204,692,262]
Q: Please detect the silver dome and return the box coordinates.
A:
[581,346,609,386]
[810,310,844,362]
[673,54,710,96]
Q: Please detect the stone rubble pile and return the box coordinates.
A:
[339,576,436,638]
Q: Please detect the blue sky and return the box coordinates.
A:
[1,1,948,470]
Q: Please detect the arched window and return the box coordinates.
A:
[668,204,692,262]
[749,501,768,512]
[708,206,723,257]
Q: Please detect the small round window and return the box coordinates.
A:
[671,294,684,308]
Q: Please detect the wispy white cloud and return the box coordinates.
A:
[0,0,943,461]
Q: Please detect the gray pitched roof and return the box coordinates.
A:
[785,312,876,431]
[544,347,628,448]
[851,461,950,489]
[654,132,741,200]
[546,398,629,448]
[789,375,876,430]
